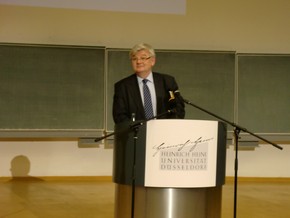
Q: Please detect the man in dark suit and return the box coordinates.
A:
[113,43,185,124]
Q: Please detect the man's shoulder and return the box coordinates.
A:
[153,72,175,83]
[153,72,174,79]
[115,74,136,86]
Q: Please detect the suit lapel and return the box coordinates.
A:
[153,73,164,115]
[127,74,144,112]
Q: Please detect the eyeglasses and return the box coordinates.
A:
[131,56,151,62]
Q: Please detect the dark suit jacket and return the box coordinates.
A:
[113,72,185,124]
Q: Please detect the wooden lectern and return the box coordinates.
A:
[113,119,227,218]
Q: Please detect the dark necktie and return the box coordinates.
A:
[142,79,154,119]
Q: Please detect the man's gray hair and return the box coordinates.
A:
[130,43,156,58]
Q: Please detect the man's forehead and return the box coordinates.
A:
[133,49,150,56]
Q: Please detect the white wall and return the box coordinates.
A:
[0,0,289,178]
[1,141,289,177]
[0,0,290,53]
[0,141,113,177]
[226,144,290,178]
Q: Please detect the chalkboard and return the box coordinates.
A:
[106,49,132,130]
[3,44,288,137]
[0,44,105,135]
[106,49,236,130]
[237,54,290,133]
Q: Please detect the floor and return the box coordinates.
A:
[0,178,289,218]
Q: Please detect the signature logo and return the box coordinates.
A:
[152,136,213,157]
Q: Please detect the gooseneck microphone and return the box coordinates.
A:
[168,90,177,114]
[173,90,187,103]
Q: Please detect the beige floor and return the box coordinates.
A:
[0,178,289,218]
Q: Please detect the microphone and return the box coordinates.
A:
[131,113,136,122]
[174,90,187,103]
[168,90,177,114]
[168,90,175,101]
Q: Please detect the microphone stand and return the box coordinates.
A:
[180,97,283,218]
[95,109,175,218]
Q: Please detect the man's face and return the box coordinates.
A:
[131,49,156,77]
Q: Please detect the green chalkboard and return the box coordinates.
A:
[106,49,236,130]
[106,49,132,130]
[3,44,288,137]
[237,54,290,133]
[0,44,105,133]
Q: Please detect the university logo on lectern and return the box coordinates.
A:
[152,136,213,171]
[144,120,218,188]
